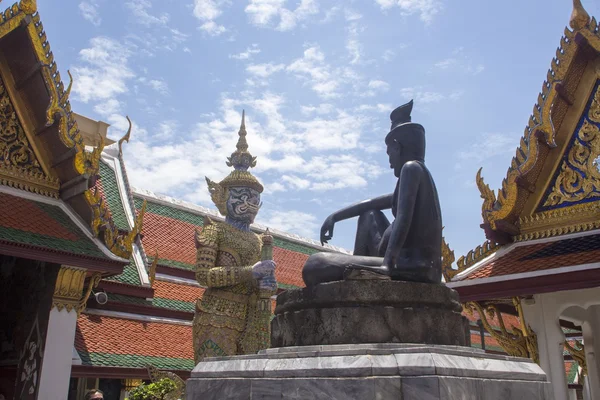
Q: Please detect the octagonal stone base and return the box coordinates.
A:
[271,280,470,347]
[186,344,551,400]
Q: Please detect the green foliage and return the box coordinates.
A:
[125,378,178,400]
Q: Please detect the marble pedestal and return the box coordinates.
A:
[186,344,551,399]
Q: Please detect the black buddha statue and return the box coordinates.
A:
[303,100,443,286]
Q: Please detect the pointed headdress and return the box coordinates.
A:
[205,111,264,216]
[385,100,426,160]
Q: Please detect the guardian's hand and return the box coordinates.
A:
[320,215,335,245]
[252,260,276,279]
[258,276,277,292]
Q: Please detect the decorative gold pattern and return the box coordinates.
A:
[76,273,101,315]
[442,240,500,282]
[123,379,143,391]
[84,186,147,259]
[517,201,600,241]
[476,1,597,235]
[52,267,101,316]
[52,266,86,313]
[149,250,158,285]
[194,117,273,361]
[440,233,456,282]
[206,111,263,216]
[118,116,132,156]
[570,0,591,31]
[0,71,59,197]
[18,0,36,15]
[464,297,538,364]
[543,113,600,207]
[564,339,587,377]
[74,133,105,176]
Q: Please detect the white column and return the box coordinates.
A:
[37,307,79,400]
[523,294,569,400]
[582,305,600,400]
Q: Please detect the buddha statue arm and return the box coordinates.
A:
[382,161,422,267]
[194,224,254,288]
[321,194,393,244]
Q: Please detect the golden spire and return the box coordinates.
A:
[226,110,256,170]
[570,0,590,31]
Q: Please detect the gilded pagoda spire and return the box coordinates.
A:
[570,0,590,31]
[226,110,257,171]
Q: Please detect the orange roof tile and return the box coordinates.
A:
[153,280,204,303]
[76,313,193,360]
[464,234,600,280]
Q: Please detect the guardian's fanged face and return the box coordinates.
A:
[226,186,261,223]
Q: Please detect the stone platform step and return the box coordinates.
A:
[186,344,551,399]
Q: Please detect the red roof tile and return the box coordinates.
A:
[464,234,600,280]
[0,193,78,240]
[142,212,198,267]
[76,313,193,360]
[153,280,204,303]
[274,247,308,287]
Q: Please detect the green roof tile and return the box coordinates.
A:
[105,258,142,286]
[134,197,204,226]
[107,293,152,306]
[0,195,106,258]
[99,161,130,231]
[152,297,195,313]
[78,351,195,370]
[273,237,321,256]
[148,256,194,271]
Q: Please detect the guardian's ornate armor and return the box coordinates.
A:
[193,111,276,362]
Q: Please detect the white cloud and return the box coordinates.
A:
[194,0,227,36]
[230,44,261,60]
[148,79,169,95]
[79,1,101,26]
[126,0,169,26]
[258,209,319,238]
[246,63,286,78]
[282,175,311,189]
[245,0,319,31]
[434,48,485,75]
[455,133,516,169]
[355,103,391,113]
[375,0,442,24]
[301,103,334,115]
[286,46,343,98]
[200,21,227,36]
[368,80,389,91]
[72,37,135,103]
[400,87,462,104]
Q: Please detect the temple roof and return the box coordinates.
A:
[475,0,600,245]
[75,312,194,372]
[0,188,125,271]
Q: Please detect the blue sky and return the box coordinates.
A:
[37,0,598,258]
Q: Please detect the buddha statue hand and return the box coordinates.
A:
[320,214,335,245]
[252,260,276,280]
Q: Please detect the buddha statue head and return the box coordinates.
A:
[385,100,426,177]
[205,111,263,224]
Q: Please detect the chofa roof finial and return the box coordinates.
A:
[570,0,590,31]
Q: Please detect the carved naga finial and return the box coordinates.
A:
[19,0,37,15]
[118,116,132,156]
[570,0,590,31]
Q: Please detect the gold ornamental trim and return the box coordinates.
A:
[517,201,600,241]
[52,267,101,315]
[84,186,147,259]
[446,240,500,281]
[464,297,538,364]
[53,266,87,313]
[476,1,599,234]
[564,339,587,377]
